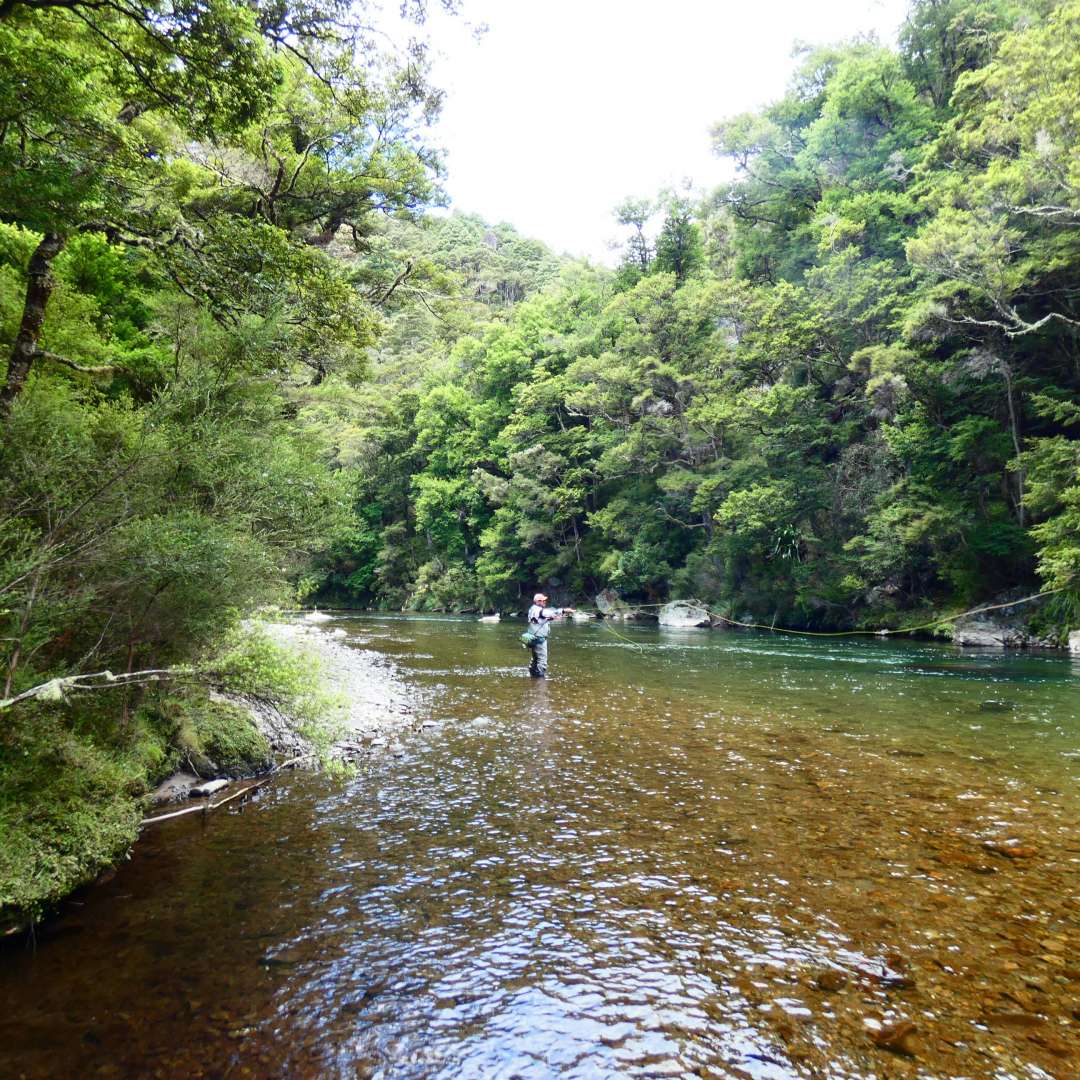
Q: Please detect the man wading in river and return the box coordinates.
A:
[525,592,574,678]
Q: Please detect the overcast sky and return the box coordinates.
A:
[418,0,912,262]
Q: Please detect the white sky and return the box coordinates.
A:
[419,0,912,262]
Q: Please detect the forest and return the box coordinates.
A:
[2,0,1079,921]
[308,0,1080,634]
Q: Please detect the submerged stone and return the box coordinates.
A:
[984,840,1038,859]
[815,969,848,992]
[872,1020,918,1056]
[982,1011,1046,1029]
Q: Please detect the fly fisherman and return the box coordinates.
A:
[525,592,575,678]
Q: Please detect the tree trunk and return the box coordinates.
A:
[0,232,66,417]
[1001,363,1025,526]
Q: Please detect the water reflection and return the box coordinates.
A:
[2,618,1078,1078]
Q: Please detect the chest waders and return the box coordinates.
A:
[529,636,548,678]
[525,603,560,678]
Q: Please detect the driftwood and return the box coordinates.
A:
[140,777,271,827]
[208,780,271,812]
[271,753,311,772]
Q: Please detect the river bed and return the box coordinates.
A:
[2,616,1078,1078]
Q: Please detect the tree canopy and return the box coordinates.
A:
[308,0,1080,635]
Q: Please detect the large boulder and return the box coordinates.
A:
[950,587,1065,648]
[595,588,630,617]
[952,618,1023,648]
[658,600,711,628]
[1069,630,1080,655]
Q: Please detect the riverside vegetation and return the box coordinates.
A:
[2,0,1080,925]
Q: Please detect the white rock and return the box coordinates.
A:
[304,610,333,624]
[191,779,229,797]
[478,613,500,623]
[658,601,710,628]
[572,611,593,621]
[1069,630,1080,655]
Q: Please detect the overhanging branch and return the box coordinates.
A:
[0,667,184,710]
[39,350,115,375]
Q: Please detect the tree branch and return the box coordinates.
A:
[38,350,115,375]
[0,667,183,711]
[377,260,413,305]
[946,308,1080,337]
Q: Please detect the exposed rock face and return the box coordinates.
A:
[951,588,1059,648]
[212,689,311,759]
[1069,630,1080,655]
[150,771,200,805]
[659,601,710,628]
[952,619,1024,648]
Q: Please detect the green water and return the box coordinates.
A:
[2,618,1078,1078]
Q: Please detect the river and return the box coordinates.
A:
[2,616,1078,1078]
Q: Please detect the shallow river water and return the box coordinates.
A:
[2,617,1079,1079]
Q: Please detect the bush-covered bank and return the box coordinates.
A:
[0,616,425,935]
[0,0,449,934]
[0,623,336,935]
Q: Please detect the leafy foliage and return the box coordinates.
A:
[315,0,1080,633]
[0,0,448,924]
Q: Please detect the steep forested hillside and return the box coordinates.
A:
[313,0,1080,636]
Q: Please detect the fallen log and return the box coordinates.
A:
[209,780,271,812]
[271,753,311,772]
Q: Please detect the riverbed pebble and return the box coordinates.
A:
[872,1020,918,1056]
[815,969,848,992]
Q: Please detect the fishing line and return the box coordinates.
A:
[575,580,1073,644]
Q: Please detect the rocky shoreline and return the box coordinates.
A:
[151,619,419,805]
[1,618,418,939]
[260,619,421,759]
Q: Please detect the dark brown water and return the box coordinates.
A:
[2,617,1079,1079]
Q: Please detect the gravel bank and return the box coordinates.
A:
[261,619,419,757]
[151,618,419,806]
